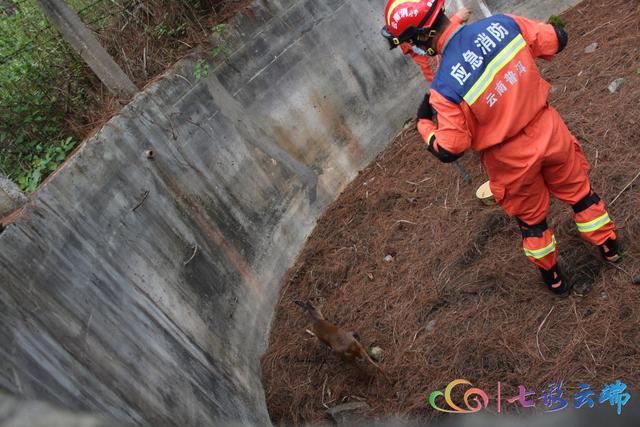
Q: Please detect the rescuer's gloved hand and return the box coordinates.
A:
[455,6,471,23]
[416,93,433,121]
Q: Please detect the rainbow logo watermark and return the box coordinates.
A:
[428,379,631,415]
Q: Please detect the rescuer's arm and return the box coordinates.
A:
[416,90,471,163]
[453,6,471,23]
[508,14,567,60]
[401,43,435,82]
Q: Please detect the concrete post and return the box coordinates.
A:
[0,175,27,219]
[0,0,17,15]
[34,0,138,98]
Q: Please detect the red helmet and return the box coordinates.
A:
[383,0,445,48]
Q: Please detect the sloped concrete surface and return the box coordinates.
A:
[0,394,125,427]
[0,176,26,219]
[486,0,581,20]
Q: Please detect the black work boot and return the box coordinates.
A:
[599,237,623,263]
[539,265,571,297]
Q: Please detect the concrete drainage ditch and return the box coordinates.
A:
[0,0,584,425]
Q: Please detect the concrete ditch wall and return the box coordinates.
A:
[0,394,125,427]
[0,176,26,219]
[0,0,579,426]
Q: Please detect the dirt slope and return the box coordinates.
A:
[262,0,640,424]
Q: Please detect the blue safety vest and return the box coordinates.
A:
[432,14,525,106]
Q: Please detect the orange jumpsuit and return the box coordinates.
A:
[418,14,616,271]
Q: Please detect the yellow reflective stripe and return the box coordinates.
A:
[463,35,527,106]
[428,131,435,144]
[523,236,557,259]
[386,0,422,26]
[576,213,611,233]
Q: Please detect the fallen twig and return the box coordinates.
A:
[407,327,425,351]
[608,261,634,281]
[184,117,214,138]
[610,170,640,206]
[132,190,150,212]
[407,177,431,186]
[321,374,328,408]
[585,341,597,365]
[395,220,417,225]
[582,19,615,37]
[183,243,198,266]
[536,305,555,360]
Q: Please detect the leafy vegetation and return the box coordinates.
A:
[547,15,566,28]
[210,23,229,58]
[194,58,209,80]
[0,1,87,192]
[1,0,238,193]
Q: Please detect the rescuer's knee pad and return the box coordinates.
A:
[572,191,601,214]
[517,218,548,238]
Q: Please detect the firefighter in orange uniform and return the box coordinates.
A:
[383,0,621,296]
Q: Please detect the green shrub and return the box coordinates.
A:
[0,1,87,192]
[547,15,566,28]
